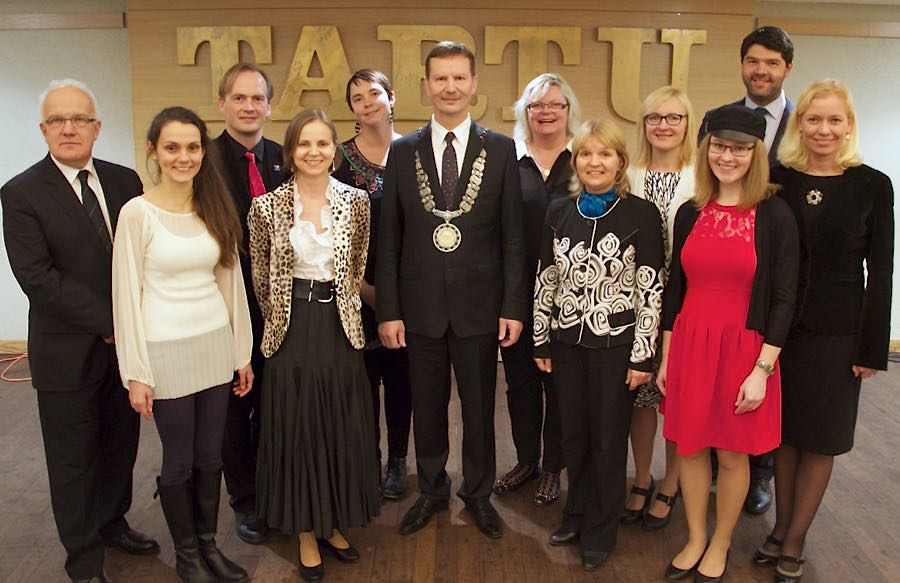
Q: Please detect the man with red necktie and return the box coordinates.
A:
[213,62,286,545]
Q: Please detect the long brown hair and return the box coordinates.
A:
[146,106,242,268]
[693,135,777,210]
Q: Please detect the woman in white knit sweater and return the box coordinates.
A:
[622,86,697,533]
[112,106,252,583]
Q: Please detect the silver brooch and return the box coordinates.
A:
[806,189,823,206]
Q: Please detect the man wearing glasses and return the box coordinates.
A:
[698,26,795,514]
[1,79,156,583]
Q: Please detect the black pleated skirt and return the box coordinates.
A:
[256,297,380,536]
[780,328,862,455]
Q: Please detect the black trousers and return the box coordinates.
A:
[406,330,498,501]
[222,342,264,514]
[35,346,140,580]
[552,342,635,554]
[154,383,231,486]
[364,346,412,463]
[500,318,563,472]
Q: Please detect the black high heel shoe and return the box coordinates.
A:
[621,477,655,524]
[642,489,679,531]
[774,555,805,583]
[752,534,782,567]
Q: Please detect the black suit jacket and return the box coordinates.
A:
[771,163,894,369]
[699,97,795,166]
[377,121,528,338]
[1,155,142,391]
[213,131,285,328]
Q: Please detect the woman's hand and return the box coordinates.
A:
[735,368,768,414]
[852,365,878,379]
[534,358,552,373]
[656,359,668,396]
[128,381,154,420]
[234,364,254,397]
[626,369,652,391]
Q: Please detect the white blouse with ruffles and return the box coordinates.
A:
[290,182,335,281]
[112,196,252,400]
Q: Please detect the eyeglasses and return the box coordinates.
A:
[527,102,568,112]
[644,113,686,126]
[43,115,97,129]
[709,141,754,157]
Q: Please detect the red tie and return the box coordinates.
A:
[245,151,267,198]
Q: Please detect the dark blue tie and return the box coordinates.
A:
[441,131,458,209]
[77,170,111,254]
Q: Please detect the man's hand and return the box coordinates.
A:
[378,320,407,349]
[234,364,254,397]
[498,318,523,348]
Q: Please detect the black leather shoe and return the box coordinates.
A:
[744,479,772,514]
[582,550,609,571]
[103,529,160,555]
[694,551,729,582]
[464,499,502,539]
[318,537,360,563]
[622,477,655,524]
[548,525,579,546]
[71,576,110,583]
[382,456,408,500]
[299,558,324,582]
[235,512,268,545]
[664,553,703,581]
[642,490,679,532]
[492,462,539,494]
[398,495,449,535]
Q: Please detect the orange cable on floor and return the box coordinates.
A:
[1,353,31,382]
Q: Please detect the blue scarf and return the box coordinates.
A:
[577,188,618,218]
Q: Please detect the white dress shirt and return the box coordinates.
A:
[744,91,787,153]
[50,155,113,237]
[430,115,471,184]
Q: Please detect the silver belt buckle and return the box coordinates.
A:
[317,287,334,303]
[306,283,313,302]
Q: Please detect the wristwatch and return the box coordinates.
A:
[755,359,775,376]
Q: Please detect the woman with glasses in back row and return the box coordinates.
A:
[493,73,580,507]
[622,86,697,532]
[659,106,799,582]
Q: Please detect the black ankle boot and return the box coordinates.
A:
[157,477,218,583]
[192,469,249,582]
[383,456,408,499]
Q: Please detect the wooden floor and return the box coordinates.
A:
[1,357,899,583]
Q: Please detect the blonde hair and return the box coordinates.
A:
[693,135,777,210]
[635,86,697,169]
[777,79,862,171]
[512,73,582,142]
[569,119,631,196]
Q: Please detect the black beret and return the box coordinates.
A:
[707,104,766,142]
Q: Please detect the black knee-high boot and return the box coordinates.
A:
[158,478,218,583]
[192,468,248,582]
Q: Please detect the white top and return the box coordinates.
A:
[112,196,252,400]
[744,91,787,152]
[50,155,113,237]
[430,114,471,183]
[290,182,335,280]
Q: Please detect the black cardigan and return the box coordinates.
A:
[770,164,894,369]
[661,195,800,347]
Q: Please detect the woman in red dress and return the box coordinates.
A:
[658,105,799,582]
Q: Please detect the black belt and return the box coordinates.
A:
[292,278,335,302]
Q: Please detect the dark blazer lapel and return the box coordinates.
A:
[414,123,443,210]
[770,99,793,166]
[455,122,485,202]
[94,161,126,234]
[40,156,107,258]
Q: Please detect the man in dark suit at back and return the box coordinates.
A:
[377,41,528,539]
[699,26,795,167]
[1,79,158,583]
[213,63,285,544]
[698,26,795,514]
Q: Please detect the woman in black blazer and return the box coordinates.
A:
[756,79,894,583]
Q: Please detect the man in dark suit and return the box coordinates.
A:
[699,26,795,167]
[698,26,795,514]
[377,41,528,539]
[213,63,285,544]
[1,80,158,583]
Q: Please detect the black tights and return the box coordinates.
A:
[772,444,835,558]
[154,383,231,486]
